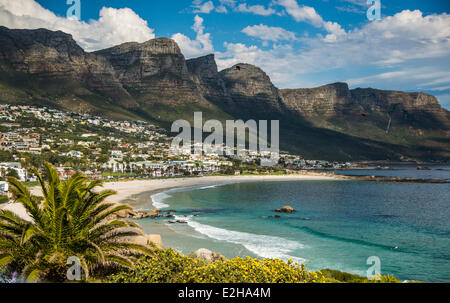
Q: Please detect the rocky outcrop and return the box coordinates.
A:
[280,83,352,114]
[187,54,218,84]
[189,248,226,263]
[115,207,160,219]
[275,206,296,213]
[94,38,206,105]
[280,83,446,115]
[218,64,284,115]
[0,26,135,108]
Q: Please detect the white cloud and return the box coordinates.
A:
[216,5,228,13]
[192,0,215,14]
[277,0,323,26]
[0,0,155,52]
[219,0,236,8]
[235,3,276,16]
[242,24,297,42]
[172,15,214,58]
[216,10,450,94]
[277,0,346,41]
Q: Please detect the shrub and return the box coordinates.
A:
[320,268,401,283]
[108,248,329,283]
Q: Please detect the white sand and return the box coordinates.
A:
[1,173,338,220]
[101,174,338,204]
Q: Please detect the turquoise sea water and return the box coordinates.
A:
[138,168,450,282]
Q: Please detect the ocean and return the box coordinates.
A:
[137,166,450,282]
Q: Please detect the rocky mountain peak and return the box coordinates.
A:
[186,54,218,83]
[220,63,279,98]
[0,26,85,69]
[142,37,182,55]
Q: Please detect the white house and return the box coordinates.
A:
[0,181,8,193]
[67,150,83,159]
[111,150,123,158]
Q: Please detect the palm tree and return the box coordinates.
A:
[0,163,151,282]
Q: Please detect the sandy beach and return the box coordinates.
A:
[1,173,339,220]
[100,174,339,204]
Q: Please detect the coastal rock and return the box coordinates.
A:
[276,206,295,213]
[115,207,160,219]
[189,248,226,263]
[115,207,136,218]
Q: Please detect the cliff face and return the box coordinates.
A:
[0,27,85,75]
[186,57,284,118]
[280,83,445,115]
[0,26,134,108]
[94,38,205,105]
[280,83,352,114]
[219,64,282,112]
[0,26,448,161]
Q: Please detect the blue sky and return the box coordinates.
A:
[1,0,450,108]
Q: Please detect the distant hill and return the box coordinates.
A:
[0,26,448,161]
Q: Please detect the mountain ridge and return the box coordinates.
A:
[0,26,448,161]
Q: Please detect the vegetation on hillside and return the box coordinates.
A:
[108,247,401,284]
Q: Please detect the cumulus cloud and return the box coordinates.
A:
[216,10,450,94]
[216,5,228,13]
[0,0,155,52]
[235,3,277,16]
[277,0,346,41]
[172,15,214,58]
[242,24,297,42]
[192,0,215,14]
[219,0,236,8]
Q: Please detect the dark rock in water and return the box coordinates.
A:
[168,220,176,224]
[166,215,174,218]
[274,215,281,219]
[417,166,431,170]
[276,206,295,213]
[177,220,188,224]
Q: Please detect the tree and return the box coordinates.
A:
[0,163,152,282]
[5,168,19,180]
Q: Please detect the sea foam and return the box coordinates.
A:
[174,215,306,263]
[150,192,171,209]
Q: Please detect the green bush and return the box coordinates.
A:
[108,248,329,283]
[108,248,404,284]
[320,268,401,283]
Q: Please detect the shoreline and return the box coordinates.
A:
[101,173,340,206]
[1,173,339,221]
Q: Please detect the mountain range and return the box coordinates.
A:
[0,26,448,161]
